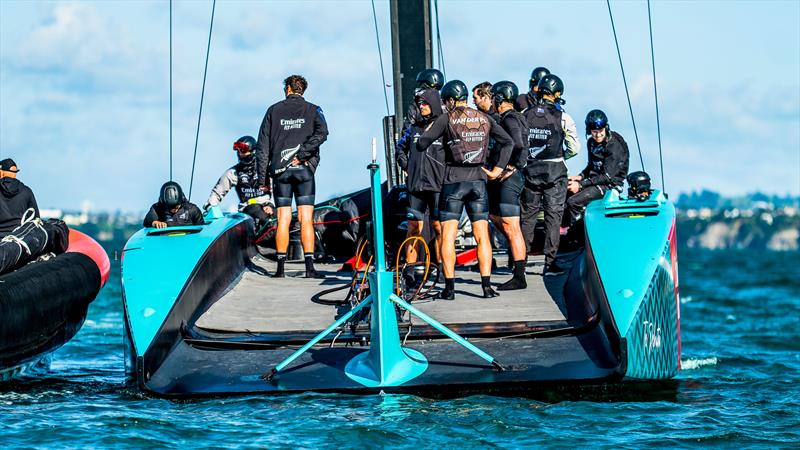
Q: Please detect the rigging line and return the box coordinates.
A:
[433,0,446,78]
[606,0,645,171]
[188,0,216,201]
[647,0,666,193]
[370,0,391,116]
[169,0,173,181]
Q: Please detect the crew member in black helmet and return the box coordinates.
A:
[514,66,550,112]
[401,69,446,136]
[520,74,580,275]
[488,81,529,290]
[626,171,652,201]
[143,181,204,228]
[566,109,629,223]
[417,80,514,300]
[255,74,329,278]
[204,136,274,228]
[396,88,446,266]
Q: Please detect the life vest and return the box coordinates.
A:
[445,106,492,166]
[234,162,261,203]
[524,102,564,162]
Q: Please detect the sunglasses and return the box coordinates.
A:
[233,142,252,152]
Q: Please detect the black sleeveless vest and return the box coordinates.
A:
[445,106,492,166]
[523,102,564,162]
[235,162,261,203]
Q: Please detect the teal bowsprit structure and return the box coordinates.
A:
[265,161,504,388]
[121,169,680,397]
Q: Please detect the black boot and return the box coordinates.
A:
[544,261,566,276]
[437,277,455,300]
[498,260,527,291]
[272,253,286,278]
[304,255,325,279]
[481,276,499,298]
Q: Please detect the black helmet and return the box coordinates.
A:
[233,135,257,164]
[159,181,185,209]
[627,171,652,201]
[416,69,445,90]
[529,66,550,90]
[233,135,256,153]
[491,81,519,106]
[440,80,468,102]
[585,109,609,135]
[537,74,564,96]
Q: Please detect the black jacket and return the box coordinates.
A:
[514,92,537,112]
[396,89,446,192]
[255,94,329,185]
[0,178,39,235]
[580,131,629,188]
[497,109,528,169]
[143,202,204,227]
[417,106,513,184]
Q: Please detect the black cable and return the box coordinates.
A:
[606,0,645,171]
[433,0,446,78]
[370,0,391,116]
[188,0,216,201]
[647,0,666,193]
[169,0,173,181]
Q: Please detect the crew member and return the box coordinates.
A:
[417,80,513,300]
[472,81,498,120]
[407,68,445,124]
[488,81,529,290]
[566,109,629,223]
[144,181,204,228]
[396,88,445,266]
[0,158,39,237]
[205,136,274,228]
[256,75,328,278]
[520,74,580,275]
[514,66,550,112]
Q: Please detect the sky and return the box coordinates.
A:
[1,0,798,212]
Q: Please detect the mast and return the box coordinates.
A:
[383,0,433,188]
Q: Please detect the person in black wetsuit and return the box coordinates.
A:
[143,181,204,228]
[396,88,445,266]
[520,74,580,275]
[417,80,514,300]
[514,66,550,112]
[204,136,274,228]
[255,75,329,278]
[566,109,629,223]
[0,158,39,237]
[487,81,529,290]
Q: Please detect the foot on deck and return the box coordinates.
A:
[482,285,499,298]
[271,271,285,278]
[497,276,527,291]
[437,288,455,300]
[304,268,326,279]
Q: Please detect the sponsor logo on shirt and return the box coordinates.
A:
[280,118,305,130]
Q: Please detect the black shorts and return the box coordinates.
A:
[407,191,440,221]
[439,180,488,222]
[272,166,315,208]
[488,170,524,217]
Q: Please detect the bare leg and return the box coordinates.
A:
[297,205,315,254]
[431,220,443,264]
[405,220,423,263]
[498,215,528,291]
[275,206,293,253]
[471,220,492,277]
[501,217,526,261]
[473,219,499,297]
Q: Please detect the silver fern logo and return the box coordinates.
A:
[280,145,301,162]
[463,150,482,163]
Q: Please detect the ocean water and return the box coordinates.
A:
[1,248,798,448]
